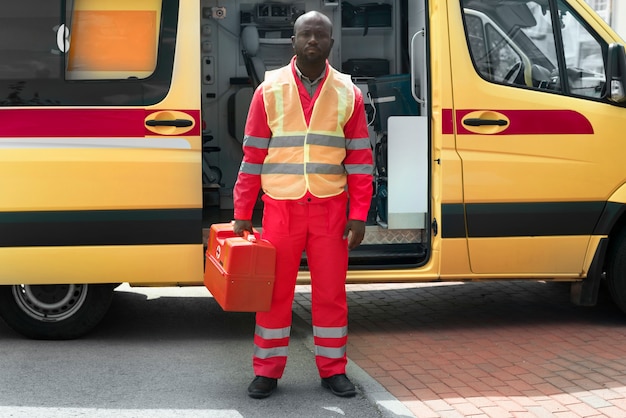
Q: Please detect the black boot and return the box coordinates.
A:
[321,374,356,397]
[247,376,278,399]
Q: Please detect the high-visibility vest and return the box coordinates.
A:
[261,64,355,199]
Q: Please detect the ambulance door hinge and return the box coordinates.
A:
[432,218,438,236]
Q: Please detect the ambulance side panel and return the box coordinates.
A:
[0,0,204,285]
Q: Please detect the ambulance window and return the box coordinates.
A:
[0,0,178,107]
[463,2,560,89]
[465,14,524,84]
[66,0,161,80]
[462,0,607,100]
[0,2,61,81]
[555,0,606,99]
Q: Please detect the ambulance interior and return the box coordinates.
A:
[200,0,429,268]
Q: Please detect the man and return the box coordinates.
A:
[233,10,373,399]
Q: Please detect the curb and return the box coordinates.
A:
[292,307,416,418]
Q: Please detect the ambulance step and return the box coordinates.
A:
[349,243,427,266]
[362,226,426,245]
[300,243,427,268]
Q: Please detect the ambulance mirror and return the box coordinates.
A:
[607,43,626,103]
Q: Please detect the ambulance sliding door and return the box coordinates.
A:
[0,0,203,285]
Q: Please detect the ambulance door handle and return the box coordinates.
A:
[410,29,426,105]
[146,119,193,127]
[463,118,508,127]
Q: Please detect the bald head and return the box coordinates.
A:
[291,10,334,79]
[294,11,333,36]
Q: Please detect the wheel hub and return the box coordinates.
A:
[12,284,88,322]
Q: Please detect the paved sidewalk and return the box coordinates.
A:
[293,281,626,417]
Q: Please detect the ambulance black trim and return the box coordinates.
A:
[0,208,202,247]
[594,202,626,235]
[442,201,610,238]
[442,204,466,239]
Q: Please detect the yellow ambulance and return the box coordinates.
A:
[1,0,625,338]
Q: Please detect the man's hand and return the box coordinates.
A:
[233,219,254,236]
[343,220,366,250]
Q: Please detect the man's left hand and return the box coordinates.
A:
[343,220,366,250]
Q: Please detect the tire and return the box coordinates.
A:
[607,228,626,313]
[0,283,116,340]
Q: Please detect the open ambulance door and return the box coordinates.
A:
[345,0,431,269]
[450,0,614,276]
[0,0,203,339]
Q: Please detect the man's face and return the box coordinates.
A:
[291,16,334,65]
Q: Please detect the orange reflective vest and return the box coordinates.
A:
[261,65,356,199]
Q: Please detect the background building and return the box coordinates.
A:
[586,0,626,39]
[611,1,626,39]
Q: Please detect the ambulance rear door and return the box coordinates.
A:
[0,0,203,285]
[449,0,623,275]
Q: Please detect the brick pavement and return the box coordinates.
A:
[293,281,626,417]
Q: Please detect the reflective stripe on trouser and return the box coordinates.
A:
[253,325,290,377]
[253,193,349,379]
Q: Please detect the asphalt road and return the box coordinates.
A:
[0,285,409,418]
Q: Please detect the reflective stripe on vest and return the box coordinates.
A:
[262,65,355,199]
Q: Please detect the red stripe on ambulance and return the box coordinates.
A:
[0,109,201,137]
[442,109,593,135]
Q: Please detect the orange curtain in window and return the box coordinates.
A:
[68,10,157,72]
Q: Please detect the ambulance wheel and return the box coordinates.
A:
[607,228,626,313]
[0,283,116,340]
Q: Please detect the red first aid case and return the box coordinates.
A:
[204,223,275,312]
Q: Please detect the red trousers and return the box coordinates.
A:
[253,193,349,379]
